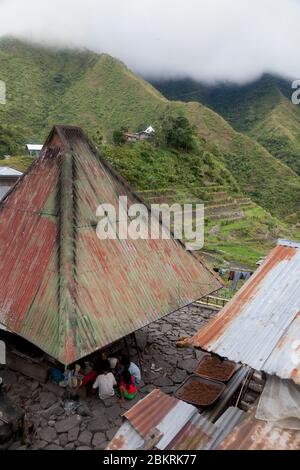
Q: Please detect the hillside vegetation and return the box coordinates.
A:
[153,75,300,176]
[0,154,33,171]
[102,142,295,268]
[172,101,300,221]
[102,141,238,193]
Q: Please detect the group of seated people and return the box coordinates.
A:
[93,355,141,402]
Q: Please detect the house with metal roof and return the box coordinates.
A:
[0,125,221,365]
[0,167,22,177]
[25,144,43,157]
[0,166,22,201]
[190,239,300,384]
[124,125,155,142]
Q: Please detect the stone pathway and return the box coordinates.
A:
[0,305,216,450]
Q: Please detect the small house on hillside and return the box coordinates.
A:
[0,166,22,200]
[124,125,155,143]
[138,126,155,140]
[26,144,43,157]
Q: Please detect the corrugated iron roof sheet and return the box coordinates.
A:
[107,390,245,450]
[208,406,245,449]
[124,388,178,437]
[106,420,144,450]
[190,240,300,384]
[0,186,11,200]
[0,167,22,176]
[219,410,300,450]
[26,144,43,151]
[108,389,217,450]
[0,125,222,364]
[165,409,217,450]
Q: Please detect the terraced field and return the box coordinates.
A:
[137,184,291,269]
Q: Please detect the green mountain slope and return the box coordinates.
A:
[47,53,168,141]
[0,37,98,141]
[152,75,300,176]
[174,100,300,222]
[102,142,293,268]
[249,97,300,175]
[0,38,300,224]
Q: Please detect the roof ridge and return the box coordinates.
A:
[57,147,78,364]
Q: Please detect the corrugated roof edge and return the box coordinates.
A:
[277,239,300,249]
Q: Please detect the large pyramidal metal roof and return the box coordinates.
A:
[0,126,221,365]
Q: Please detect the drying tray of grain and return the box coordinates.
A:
[195,353,240,383]
[174,374,226,407]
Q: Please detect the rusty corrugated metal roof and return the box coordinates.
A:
[107,390,244,450]
[124,388,178,437]
[0,125,222,364]
[106,420,144,450]
[108,389,217,450]
[124,389,215,450]
[165,410,217,450]
[219,410,300,450]
[190,240,300,384]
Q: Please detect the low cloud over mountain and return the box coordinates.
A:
[0,0,299,82]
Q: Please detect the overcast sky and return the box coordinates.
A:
[0,0,299,83]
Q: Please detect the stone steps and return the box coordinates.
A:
[206,202,239,214]
[136,189,254,224]
[136,189,177,198]
[208,210,245,221]
[237,199,255,208]
[210,191,230,201]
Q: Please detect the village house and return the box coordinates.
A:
[124,125,155,143]
[0,166,22,200]
[0,125,220,365]
[107,239,300,451]
[25,144,43,157]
